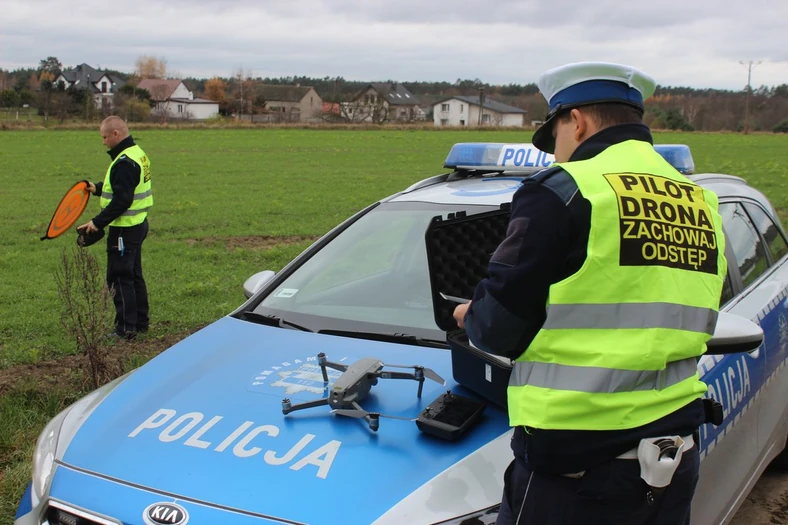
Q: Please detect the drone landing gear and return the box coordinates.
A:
[281,397,328,415]
[332,406,415,432]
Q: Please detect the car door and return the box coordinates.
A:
[693,201,769,525]
[740,201,788,464]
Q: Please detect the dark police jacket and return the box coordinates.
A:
[464,123,706,474]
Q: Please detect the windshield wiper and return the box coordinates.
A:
[318,329,447,348]
[238,311,313,332]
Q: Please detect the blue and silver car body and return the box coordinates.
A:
[16,144,788,525]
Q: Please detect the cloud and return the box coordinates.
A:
[1,0,786,89]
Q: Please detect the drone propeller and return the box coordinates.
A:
[383,364,446,385]
[332,409,416,421]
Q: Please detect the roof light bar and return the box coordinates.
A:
[654,144,695,175]
[444,143,555,173]
[444,143,695,176]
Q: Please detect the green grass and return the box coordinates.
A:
[0,128,787,521]
[0,384,81,521]
[1,129,787,366]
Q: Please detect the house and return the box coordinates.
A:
[433,95,526,127]
[136,79,219,120]
[253,85,323,123]
[321,101,342,122]
[346,83,425,123]
[54,63,126,110]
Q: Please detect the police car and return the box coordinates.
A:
[15,144,788,525]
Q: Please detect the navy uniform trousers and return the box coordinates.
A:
[106,220,149,336]
[496,445,700,525]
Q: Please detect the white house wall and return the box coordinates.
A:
[434,99,470,126]
[162,101,219,120]
[93,75,113,94]
[501,113,524,127]
[186,103,219,119]
[433,98,523,127]
[171,83,192,100]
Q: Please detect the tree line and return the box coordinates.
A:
[2,56,787,132]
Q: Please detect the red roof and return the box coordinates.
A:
[136,79,184,101]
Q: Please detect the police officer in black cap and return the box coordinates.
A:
[453,62,727,524]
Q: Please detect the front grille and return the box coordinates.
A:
[45,501,118,525]
[47,508,98,525]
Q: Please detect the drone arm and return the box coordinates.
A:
[378,371,419,381]
[282,397,329,415]
[323,361,348,373]
[378,370,426,397]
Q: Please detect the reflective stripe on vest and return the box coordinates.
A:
[507,140,726,431]
[511,357,698,393]
[542,302,718,333]
[100,144,152,227]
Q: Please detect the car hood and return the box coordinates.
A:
[59,317,510,524]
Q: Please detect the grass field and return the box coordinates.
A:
[0,128,787,521]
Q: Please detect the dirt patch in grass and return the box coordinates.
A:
[183,235,318,250]
[0,329,197,396]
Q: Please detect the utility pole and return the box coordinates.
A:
[739,60,762,134]
[478,86,485,126]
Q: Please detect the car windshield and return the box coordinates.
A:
[251,201,500,341]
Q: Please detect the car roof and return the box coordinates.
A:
[387,173,526,206]
[388,171,779,220]
[691,173,779,217]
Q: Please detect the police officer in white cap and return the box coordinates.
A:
[453,62,727,524]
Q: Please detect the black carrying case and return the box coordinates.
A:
[425,207,514,409]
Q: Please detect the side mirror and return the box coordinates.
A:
[705,311,764,355]
[243,270,276,299]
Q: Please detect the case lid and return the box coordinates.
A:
[425,207,511,332]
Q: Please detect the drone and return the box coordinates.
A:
[281,352,446,431]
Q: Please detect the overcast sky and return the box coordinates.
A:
[2,0,786,90]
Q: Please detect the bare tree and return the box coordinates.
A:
[149,83,171,121]
[54,247,119,389]
[339,97,390,123]
[232,68,256,120]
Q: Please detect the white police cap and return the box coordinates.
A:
[532,61,656,154]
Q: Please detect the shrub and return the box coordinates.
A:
[773,119,788,133]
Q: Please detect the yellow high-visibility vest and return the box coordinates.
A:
[508,140,726,430]
[99,144,152,227]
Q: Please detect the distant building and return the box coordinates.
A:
[54,63,126,110]
[346,83,425,123]
[433,96,526,127]
[137,79,219,120]
[321,101,342,122]
[253,85,323,123]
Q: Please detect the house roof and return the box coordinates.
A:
[58,63,125,93]
[437,95,527,114]
[170,97,218,105]
[259,85,313,103]
[358,83,420,105]
[137,79,184,101]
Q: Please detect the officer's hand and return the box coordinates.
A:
[77,220,98,234]
[453,302,471,328]
[84,182,97,194]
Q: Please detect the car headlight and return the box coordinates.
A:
[29,372,132,508]
[31,408,69,508]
